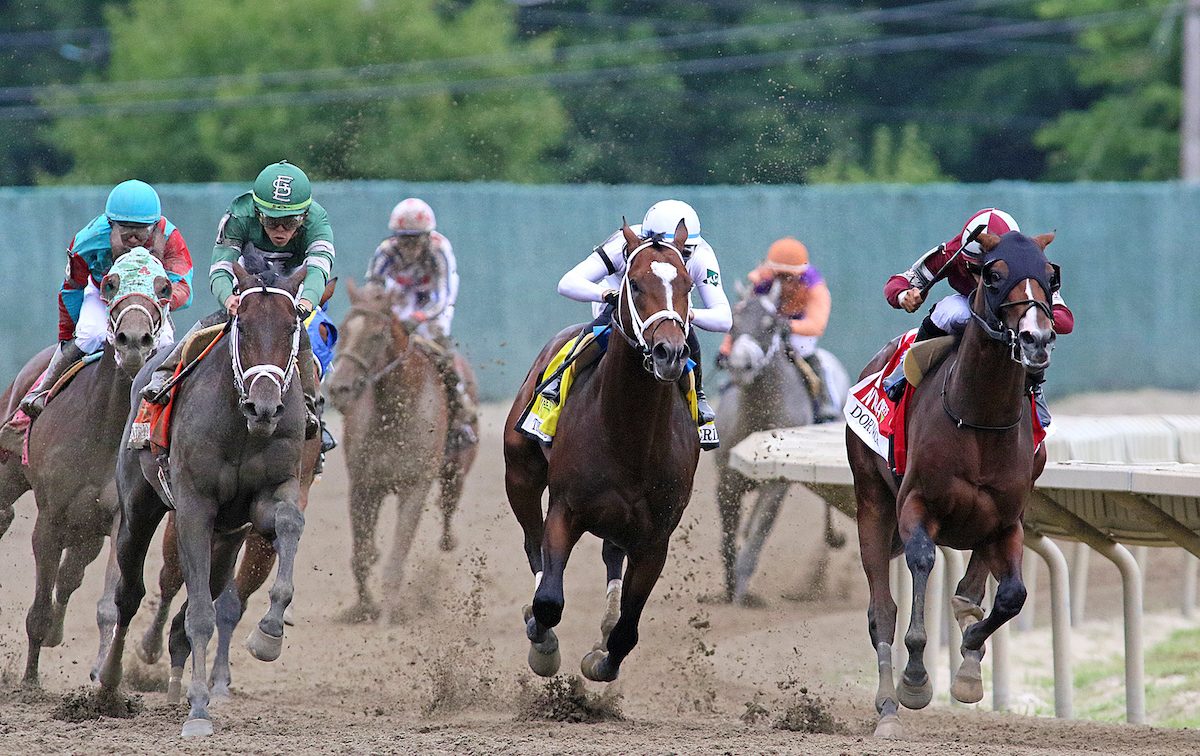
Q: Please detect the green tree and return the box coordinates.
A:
[808,123,950,184]
[44,0,567,184]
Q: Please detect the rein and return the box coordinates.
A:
[232,285,301,401]
[939,357,1023,432]
[612,239,690,372]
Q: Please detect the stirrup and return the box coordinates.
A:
[320,423,337,453]
[18,390,50,420]
[695,396,715,426]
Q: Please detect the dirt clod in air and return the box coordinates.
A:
[52,687,144,722]
[516,675,624,723]
[773,687,845,734]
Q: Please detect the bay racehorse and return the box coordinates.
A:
[324,277,479,624]
[847,230,1057,739]
[0,250,170,685]
[99,263,308,738]
[503,220,699,683]
[118,279,336,701]
[714,285,850,605]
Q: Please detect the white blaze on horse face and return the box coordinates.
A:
[649,261,679,311]
[1018,281,1044,335]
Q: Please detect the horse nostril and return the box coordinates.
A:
[141,334,154,350]
[115,333,128,347]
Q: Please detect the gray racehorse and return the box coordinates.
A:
[713,285,849,605]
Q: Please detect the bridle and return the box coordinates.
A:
[330,306,405,387]
[727,296,783,383]
[231,285,301,401]
[106,292,166,344]
[611,238,690,372]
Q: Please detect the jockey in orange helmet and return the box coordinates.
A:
[718,237,839,423]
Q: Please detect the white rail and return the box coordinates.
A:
[729,416,1200,725]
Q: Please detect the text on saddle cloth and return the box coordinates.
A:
[516,326,699,445]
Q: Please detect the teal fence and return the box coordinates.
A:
[1,180,1195,401]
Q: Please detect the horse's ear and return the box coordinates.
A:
[1033,231,1055,250]
[977,232,1001,253]
[284,263,307,296]
[673,218,688,250]
[346,277,358,300]
[232,261,250,289]
[320,276,337,307]
[767,277,782,305]
[621,218,639,250]
[99,273,120,303]
[153,275,171,305]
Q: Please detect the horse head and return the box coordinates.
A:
[972,231,1058,372]
[325,278,408,412]
[99,247,171,377]
[725,281,786,385]
[231,261,306,435]
[614,219,692,382]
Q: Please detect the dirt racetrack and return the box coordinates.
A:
[0,391,1199,755]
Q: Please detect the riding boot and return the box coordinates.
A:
[141,314,221,405]
[1028,369,1052,429]
[18,339,85,420]
[884,315,949,402]
[803,353,840,424]
[298,341,321,442]
[437,346,477,452]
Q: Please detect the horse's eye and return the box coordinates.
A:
[629,281,641,295]
[987,269,1003,286]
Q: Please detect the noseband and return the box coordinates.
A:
[232,285,301,401]
[970,282,1054,363]
[106,293,166,344]
[612,239,690,372]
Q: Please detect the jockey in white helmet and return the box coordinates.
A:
[557,200,732,447]
[365,198,476,451]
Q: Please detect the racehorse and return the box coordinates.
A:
[714,285,850,605]
[324,278,479,624]
[503,220,699,683]
[115,280,336,701]
[99,263,308,738]
[0,250,170,685]
[847,230,1057,739]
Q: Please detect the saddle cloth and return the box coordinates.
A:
[0,353,102,466]
[516,327,698,446]
[128,324,227,453]
[844,330,1045,477]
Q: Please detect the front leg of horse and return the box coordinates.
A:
[91,516,121,681]
[209,581,243,701]
[581,549,668,683]
[247,490,305,662]
[45,533,106,648]
[897,523,936,710]
[954,541,1027,704]
[340,480,383,624]
[732,480,788,605]
[525,506,580,677]
[715,467,751,602]
[23,521,63,685]
[949,552,989,704]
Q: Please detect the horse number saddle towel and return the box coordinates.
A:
[843,330,1045,477]
[517,327,701,446]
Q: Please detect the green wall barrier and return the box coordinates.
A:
[1,180,1195,402]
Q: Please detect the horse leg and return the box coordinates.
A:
[99,480,167,695]
[599,541,624,642]
[949,551,989,703]
[896,521,936,710]
[732,480,788,606]
[380,482,427,625]
[581,544,669,683]
[340,478,384,623]
[209,530,251,702]
[43,530,106,648]
[437,451,468,552]
[504,433,548,578]
[91,513,121,681]
[953,528,1027,704]
[140,514,183,665]
[23,513,64,685]
[525,503,582,677]
[174,507,219,737]
[715,467,751,602]
[166,601,190,703]
[246,481,304,663]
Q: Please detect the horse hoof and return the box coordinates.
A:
[167,673,183,705]
[874,713,903,739]
[951,657,984,704]
[136,640,161,666]
[245,626,283,662]
[898,673,933,710]
[439,532,457,552]
[336,602,380,624]
[181,717,214,738]
[580,649,618,682]
[528,644,561,677]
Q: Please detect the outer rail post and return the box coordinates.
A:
[1024,531,1073,719]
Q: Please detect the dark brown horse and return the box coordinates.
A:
[99,263,308,738]
[847,230,1057,739]
[126,281,335,701]
[324,278,479,624]
[503,221,699,682]
[0,252,170,685]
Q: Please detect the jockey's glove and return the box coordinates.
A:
[602,289,619,308]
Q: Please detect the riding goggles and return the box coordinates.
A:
[110,220,156,244]
[257,210,306,231]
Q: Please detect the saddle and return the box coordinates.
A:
[0,353,102,462]
[128,324,227,453]
[515,327,700,446]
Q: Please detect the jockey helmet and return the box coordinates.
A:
[252,161,312,218]
[960,208,1019,261]
[105,180,162,225]
[641,200,700,244]
[765,237,809,275]
[389,198,436,235]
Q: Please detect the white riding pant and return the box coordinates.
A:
[929,293,971,335]
[75,279,173,354]
[788,333,818,358]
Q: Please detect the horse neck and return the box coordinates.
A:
[598,331,679,453]
[948,310,1027,426]
[376,323,438,412]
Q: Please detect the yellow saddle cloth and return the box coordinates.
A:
[517,327,698,446]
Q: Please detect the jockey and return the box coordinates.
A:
[141,161,335,450]
[717,237,839,423]
[15,179,192,420]
[365,197,477,451]
[882,208,1074,426]
[557,199,732,439]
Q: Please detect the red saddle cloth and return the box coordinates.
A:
[130,363,183,454]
